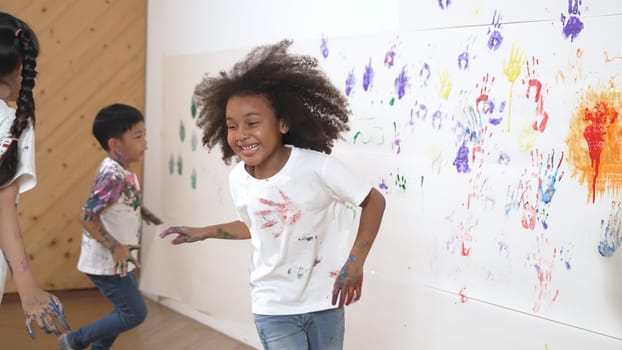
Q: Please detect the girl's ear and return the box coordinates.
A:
[0,82,10,100]
[279,119,289,134]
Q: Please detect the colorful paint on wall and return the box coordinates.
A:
[598,201,622,257]
[566,85,622,203]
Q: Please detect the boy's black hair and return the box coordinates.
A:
[0,12,39,186]
[194,39,350,164]
[92,104,144,151]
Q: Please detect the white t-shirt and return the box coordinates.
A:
[77,157,142,275]
[0,100,36,301]
[229,146,372,315]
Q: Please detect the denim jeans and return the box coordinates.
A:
[254,308,344,350]
[67,271,147,350]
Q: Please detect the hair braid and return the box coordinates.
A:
[0,13,39,186]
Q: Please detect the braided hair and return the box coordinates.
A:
[0,12,39,186]
[194,39,350,164]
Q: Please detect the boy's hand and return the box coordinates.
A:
[331,255,364,308]
[21,288,71,338]
[159,226,206,245]
[141,207,163,225]
[111,244,140,277]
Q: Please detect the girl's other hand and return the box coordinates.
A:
[331,255,364,308]
[159,226,205,245]
[22,289,71,339]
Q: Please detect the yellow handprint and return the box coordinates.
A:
[503,44,525,132]
[438,69,453,100]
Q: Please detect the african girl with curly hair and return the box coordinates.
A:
[161,39,385,350]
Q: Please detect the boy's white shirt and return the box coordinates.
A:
[229,146,372,315]
[77,157,142,275]
[0,100,36,301]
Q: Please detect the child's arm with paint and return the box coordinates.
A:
[80,211,139,278]
[140,206,163,225]
[160,220,251,244]
[0,181,70,338]
[80,169,137,277]
[332,188,385,308]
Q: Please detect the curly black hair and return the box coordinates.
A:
[194,39,350,164]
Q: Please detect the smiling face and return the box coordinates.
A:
[225,94,290,179]
[109,121,147,167]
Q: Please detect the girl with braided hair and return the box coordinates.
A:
[0,12,70,339]
[161,40,385,349]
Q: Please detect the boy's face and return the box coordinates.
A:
[113,121,147,166]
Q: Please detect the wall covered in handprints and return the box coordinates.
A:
[141,1,622,348]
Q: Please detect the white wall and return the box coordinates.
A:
[142,1,622,349]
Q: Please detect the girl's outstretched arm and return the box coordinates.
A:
[160,220,251,245]
[0,181,71,338]
[332,187,385,308]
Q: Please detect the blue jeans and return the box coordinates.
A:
[67,271,147,350]
[254,308,344,350]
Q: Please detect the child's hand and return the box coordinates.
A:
[111,244,140,277]
[141,207,163,225]
[21,288,71,338]
[331,255,364,308]
[159,226,206,245]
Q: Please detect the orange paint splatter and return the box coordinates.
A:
[566,85,622,202]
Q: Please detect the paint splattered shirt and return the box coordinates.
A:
[0,99,36,302]
[77,157,142,275]
[0,99,36,193]
[229,146,371,315]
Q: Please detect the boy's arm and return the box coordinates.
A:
[81,211,139,277]
[160,220,251,245]
[332,187,385,308]
[0,181,70,338]
[140,206,163,225]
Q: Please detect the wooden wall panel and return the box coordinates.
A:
[2,0,146,291]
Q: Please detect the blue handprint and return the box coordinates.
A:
[598,201,622,257]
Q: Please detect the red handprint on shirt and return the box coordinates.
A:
[254,190,301,238]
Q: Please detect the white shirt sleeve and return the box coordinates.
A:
[10,122,36,194]
[321,155,372,206]
[0,100,36,194]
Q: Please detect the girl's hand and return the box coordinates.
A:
[159,226,206,245]
[21,289,71,339]
[331,255,364,308]
[111,244,140,277]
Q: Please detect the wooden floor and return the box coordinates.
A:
[0,289,255,350]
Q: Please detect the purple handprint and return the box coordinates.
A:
[345,68,355,96]
[438,0,451,10]
[363,58,374,91]
[561,0,584,42]
[487,11,503,51]
[320,35,329,58]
